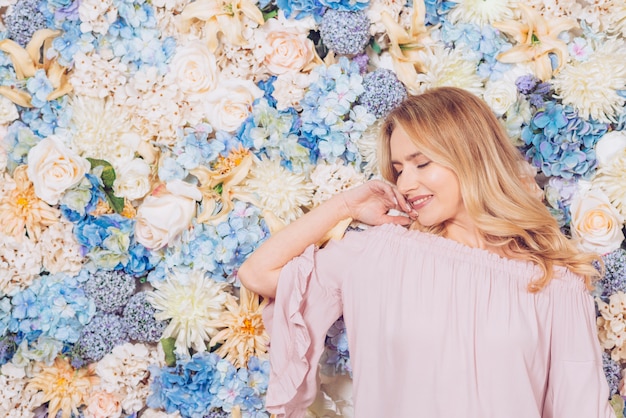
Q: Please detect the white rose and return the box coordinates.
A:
[204,79,263,132]
[113,158,152,201]
[169,40,218,99]
[84,391,122,418]
[26,135,91,205]
[483,79,519,116]
[134,182,200,250]
[263,19,315,75]
[570,188,625,254]
[595,131,626,168]
[0,96,18,124]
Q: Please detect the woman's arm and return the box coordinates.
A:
[238,180,414,299]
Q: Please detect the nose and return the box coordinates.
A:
[396,168,418,196]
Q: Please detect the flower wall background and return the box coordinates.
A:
[1,0,626,416]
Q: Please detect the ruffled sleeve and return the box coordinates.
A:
[262,244,344,417]
[542,274,616,418]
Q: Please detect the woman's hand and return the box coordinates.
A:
[338,180,417,226]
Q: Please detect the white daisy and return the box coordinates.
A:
[447,0,515,26]
[415,46,484,96]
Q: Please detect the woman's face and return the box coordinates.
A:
[389,125,469,229]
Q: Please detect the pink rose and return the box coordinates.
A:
[84,390,122,418]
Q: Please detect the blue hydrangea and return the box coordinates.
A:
[122,291,167,343]
[439,21,512,81]
[320,9,370,55]
[147,352,239,417]
[0,335,18,366]
[300,57,375,163]
[515,74,552,108]
[319,0,368,11]
[543,176,578,228]
[321,317,351,376]
[8,273,96,344]
[60,173,104,222]
[0,297,10,337]
[521,100,609,179]
[50,20,96,66]
[3,121,43,173]
[257,76,277,108]
[82,270,136,313]
[41,0,79,26]
[74,214,135,270]
[424,0,456,26]
[19,94,71,138]
[74,313,129,361]
[603,351,621,397]
[358,68,407,118]
[595,249,626,300]
[238,99,310,172]
[4,0,48,47]
[276,0,325,22]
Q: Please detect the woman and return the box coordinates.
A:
[238,87,614,417]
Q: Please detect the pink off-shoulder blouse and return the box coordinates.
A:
[262,223,615,418]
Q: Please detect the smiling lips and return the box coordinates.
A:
[409,195,433,210]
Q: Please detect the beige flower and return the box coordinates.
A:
[27,357,99,418]
[169,40,219,99]
[597,292,626,362]
[494,3,577,81]
[552,39,626,124]
[26,135,91,205]
[84,390,122,418]
[204,78,263,132]
[570,187,624,255]
[147,269,229,357]
[177,0,264,52]
[0,165,59,241]
[208,286,269,368]
[262,17,317,75]
[415,45,483,95]
[447,0,515,26]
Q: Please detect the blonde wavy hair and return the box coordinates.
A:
[378,86,600,292]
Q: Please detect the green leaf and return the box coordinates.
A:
[263,9,278,21]
[87,158,117,188]
[161,337,177,367]
[370,38,381,55]
[213,183,223,195]
[105,190,125,214]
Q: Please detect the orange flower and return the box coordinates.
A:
[27,357,99,418]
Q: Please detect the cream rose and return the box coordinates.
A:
[113,158,152,201]
[483,79,519,116]
[204,79,263,132]
[595,131,626,168]
[263,21,315,75]
[169,40,218,99]
[26,135,91,205]
[0,96,18,124]
[134,181,201,250]
[84,390,122,418]
[570,188,625,254]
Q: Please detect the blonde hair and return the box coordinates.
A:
[379,87,600,292]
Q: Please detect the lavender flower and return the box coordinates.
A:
[82,269,136,314]
[322,317,351,376]
[0,335,18,366]
[74,313,129,361]
[603,351,621,397]
[596,249,626,299]
[122,291,167,343]
[359,69,407,118]
[320,10,370,55]
[5,0,47,47]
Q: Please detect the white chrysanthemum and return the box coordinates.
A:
[147,269,229,357]
[39,220,84,276]
[356,119,383,178]
[310,162,366,207]
[69,95,140,168]
[0,233,42,294]
[447,0,515,25]
[415,46,484,96]
[597,292,626,362]
[0,362,44,418]
[242,158,314,222]
[607,1,626,37]
[95,342,164,414]
[552,39,626,124]
[592,151,626,219]
[70,52,128,99]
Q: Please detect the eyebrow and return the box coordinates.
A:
[391,152,423,165]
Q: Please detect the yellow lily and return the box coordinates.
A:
[0,29,72,107]
[494,3,577,81]
[190,146,254,224]
[380,0,431,93]
[178,0,264,52]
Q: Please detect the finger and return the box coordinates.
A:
[380,214,412,226]
[390,185,411,213]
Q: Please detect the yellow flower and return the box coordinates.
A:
[178,0,264,52]
[0,29,72,107]
[0,165,59,241]
[380,0,431,93]
[494,3,577,81]
[26,357,99,418]
[190,145,253,224]
[208,285,269,368]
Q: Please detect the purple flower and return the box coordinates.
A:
[320,9,370,55]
